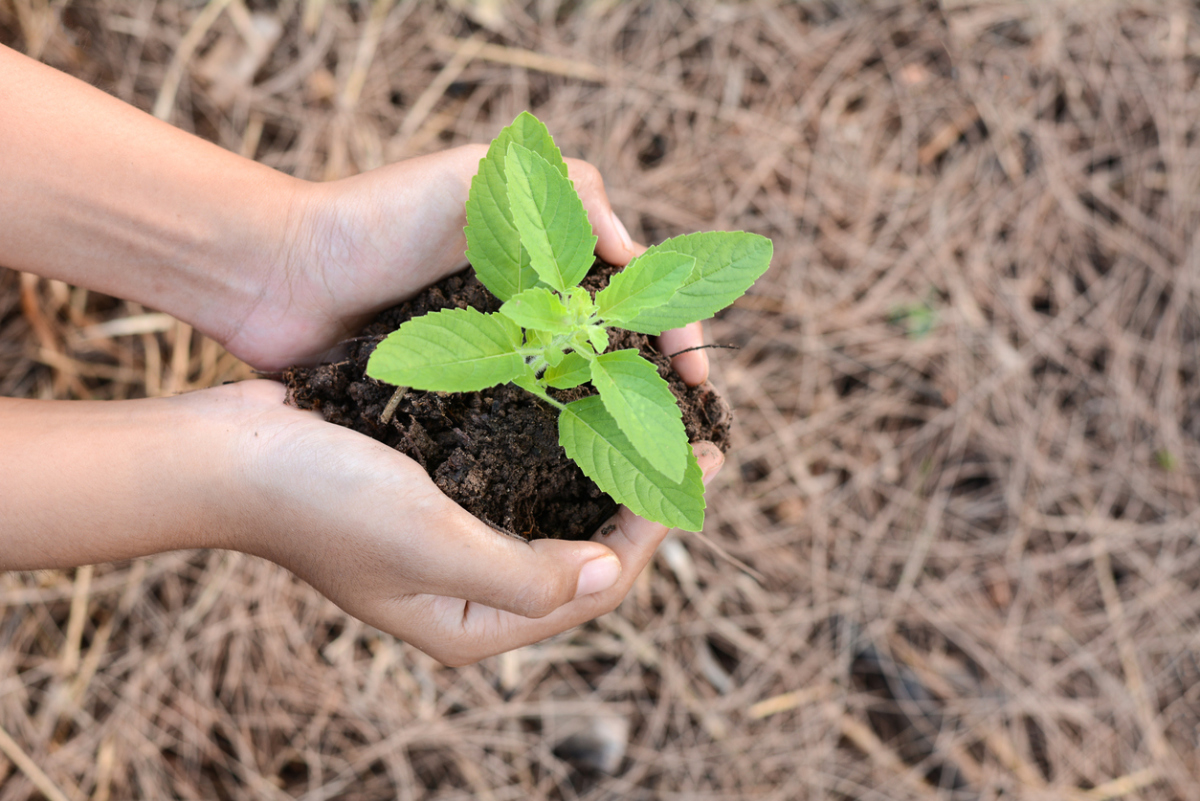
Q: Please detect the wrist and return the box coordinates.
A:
[195,144,490,370]
[0,46,312,366]
[0,392,241,570]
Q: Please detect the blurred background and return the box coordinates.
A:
[3,1,1200,798]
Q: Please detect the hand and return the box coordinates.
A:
[203,381,724,665]
[0,379,722,664]
[0,46,710,386]
[222,145,710,384]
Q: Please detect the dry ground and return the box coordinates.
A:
[3,1,1200,798]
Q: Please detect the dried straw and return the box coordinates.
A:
[2,1,1199,798]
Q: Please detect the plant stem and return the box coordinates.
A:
[514,376,566,411]
[528,384,566,411]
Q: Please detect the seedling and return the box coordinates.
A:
[366,112,771,531]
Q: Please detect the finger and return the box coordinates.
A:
[565,157,645,266]
[402,442,726,665]
[399,488,623,620]
[656,321,709,386]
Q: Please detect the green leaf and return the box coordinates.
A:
[366,307,525,392]
[587,325,609,354]
[565,288,596,318]
[541,341,565,367]
[500,288,572,333]
[544,352,590,389]
[505,142,597,293]
[463,113,567,301]
[596,251,695,324]
[464,153,534,302]
[588,350,688,481]
[617,232,773,334]
[559,396,704,531]
[502,111,569,176]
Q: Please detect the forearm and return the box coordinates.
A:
[0,394,236,570]
[0,44,301,347]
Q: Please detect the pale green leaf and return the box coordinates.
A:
[565,288,596,317]
[596,251,695,324]
[525,328,559,359]
[366,307,524,392]
[544,352,590,389]
[463,113,566,301]
[559,396,704,531]
[617,232,773,334]
[505,142,597,293]
[588,349,688,481]
[464,150,534,302]
[542,341,565,367]
[502,111,569,176]
[500,288,573,333]
[587,326,609,354]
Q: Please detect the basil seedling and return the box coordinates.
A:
[367,112,771,531]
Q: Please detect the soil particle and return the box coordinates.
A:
[284,261,732,541]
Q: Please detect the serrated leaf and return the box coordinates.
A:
[500,288,573,333]
[464,151,534,302]
[559,396,704,531]
[505,142,597,293]
[544,352,590,389]
[366,307,524,392]
[588,349,688,481]
[502,111,569,176]
[617,232,773,334]
[596,251,696,324]
[463,113,567,301]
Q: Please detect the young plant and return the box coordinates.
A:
[366,112,771,531]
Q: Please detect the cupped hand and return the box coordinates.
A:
[207,380,723,666]
[223,145,709,385]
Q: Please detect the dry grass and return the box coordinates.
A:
[3,0,1200,798]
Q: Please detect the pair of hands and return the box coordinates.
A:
[207,148,723,665]
[0,46,723,665]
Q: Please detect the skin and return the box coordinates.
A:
[0,45,722,666]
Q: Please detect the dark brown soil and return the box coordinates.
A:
[283,261,732,540]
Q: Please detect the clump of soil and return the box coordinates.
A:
[284,261,731,541]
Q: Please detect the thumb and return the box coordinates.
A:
[412,494,622,619]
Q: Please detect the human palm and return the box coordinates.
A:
[210,380,722,666]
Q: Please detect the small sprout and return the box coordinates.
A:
[366,112,772,531]
[888,295,939,340]
[1154,449,1177,471]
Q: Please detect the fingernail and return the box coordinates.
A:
[695,442,725,486]
[610,210,634,253]
[575,555,621,598]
